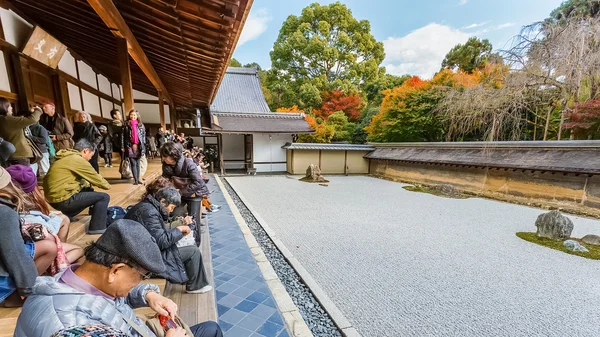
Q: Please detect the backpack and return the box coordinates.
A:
[106,206,127,226]
[47,135,56,158]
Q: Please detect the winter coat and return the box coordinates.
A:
[124,195,187,284]
[0,107,42,160]
[43,149,111,203]
[40,114,74,151]
[108,119,123,153]
[99,133,113,153]
[148,136,158,152]
[156,131,167,148]
[0,198,38,298]
[162,155,210,198]
[73,122,102,147]
[14,271,160,337]
[28,122,49,154]
[121,121,146,158]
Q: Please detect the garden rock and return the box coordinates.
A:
[303,164,327,182]
[535,211,573,241]
[563,239,589,253]
[581,234,600,246]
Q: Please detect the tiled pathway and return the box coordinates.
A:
[206,178,290,337]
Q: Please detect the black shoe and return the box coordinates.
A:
[86,228,106,235]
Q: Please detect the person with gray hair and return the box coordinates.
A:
[125,186,212,294]
[73,111,102,173]
[43,138,111,234]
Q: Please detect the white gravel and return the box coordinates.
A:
[227,175,600,337]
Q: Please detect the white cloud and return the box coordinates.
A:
[383,23,470,79]
[495,22,515,30]
[463,21,490,30]
[459,0,468,5]
[238,8,271,47]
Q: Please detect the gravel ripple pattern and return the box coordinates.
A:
[226,175,600,337]
[223,179,343,337]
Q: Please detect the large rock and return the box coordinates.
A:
[535,211,573,241]
[304,164,327,182]
[581,234,600,246]
[563,239,589,253]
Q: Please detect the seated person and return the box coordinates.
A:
[44,139,111,235]
[160,142,220,216]
[7,164,83,264]
[14,219,222,337]
[125,187,212,294]
[0,167,57,308]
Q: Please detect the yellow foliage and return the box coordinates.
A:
[276,105,304,112]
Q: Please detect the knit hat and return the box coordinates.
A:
[0,167,11,189]
[6,165,37,193]
[0,138,15,163]
[94,219,165,274]
[99,125,107,132]
[51,324,127,337]
[42,101,55,107]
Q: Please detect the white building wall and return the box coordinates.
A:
[253,134,292,172]
[101,98,114,117]
[222,134,245,170]
[98,75,111,96]
[135,102,170,124]
[133,89,157,100]
[58,50,78,78]
[67,82,82,111]
[0,9,32,49]
[112,83,121,101]
[82,89,100,116]
[77,61,97,88]
[0,51,11,92]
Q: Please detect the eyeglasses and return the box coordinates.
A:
[128,264,152,280]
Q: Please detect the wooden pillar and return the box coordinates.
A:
[158,91,165,129]
[117,37,134,113]
[218,133,225,176]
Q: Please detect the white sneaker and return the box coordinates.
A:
[104,164,109,168]
[186,285,212,294]
[109,165,113,168]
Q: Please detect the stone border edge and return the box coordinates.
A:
[215,176,315,337]
[221,176,362,337]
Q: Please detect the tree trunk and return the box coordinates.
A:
[543,105,553,141]
[533,112,538,140]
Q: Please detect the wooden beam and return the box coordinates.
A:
[86,0,172,105]
[117,37,134,113]
[158,90,165,129]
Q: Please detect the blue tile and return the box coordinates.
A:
[244,280,264,291]
[218,320,234,332]
[217,304,230,316]
[216,273,236,282]
[225,325,255,337]
[256,321,283,337]
[258,286,271,295]
[277,330,290,337]
[254,275,264,282]
[238,313,267,331]
[241,269,260,279]
[216,290,227,301]
[220,308,247,325]
[247,291,269,304]
[218,294,245,308]
[229,276,251,286]
[267,312,284,326]
[235,299,260,313]
[216,282,238,293]
[250,304,277,319]
[233,286,255,298]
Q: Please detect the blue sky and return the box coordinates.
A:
[232,0,564,79]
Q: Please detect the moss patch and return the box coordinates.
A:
[516,232,600,260]
[402,185,470,199]
[299,177,330,183]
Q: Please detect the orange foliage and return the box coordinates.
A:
[379,76,429,113]
[315,90,363,121]
[276,105,304,112]
[431,68,481,88]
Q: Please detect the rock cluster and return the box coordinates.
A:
[581,234,600,246]
[304,164,328,182]
[535,211,573,240]
[563,239,589,253]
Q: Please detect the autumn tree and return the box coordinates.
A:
[298,115,335,143]
[564,99,600,139]
[363,74,411,106]
[315,90,363,121]
[276,105,303,113]
[442,37,496,74]
[269,2,385,107]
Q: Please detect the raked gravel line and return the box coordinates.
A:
[226,175,600,337]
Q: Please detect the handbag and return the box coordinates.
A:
[120,156,132,179]
[21,223,46,242]
[145,314,194,337]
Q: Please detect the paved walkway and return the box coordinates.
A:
[208,178,290,337]
[227,175,600,337]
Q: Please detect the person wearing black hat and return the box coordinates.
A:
[15,219,223,337]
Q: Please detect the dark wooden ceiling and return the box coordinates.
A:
[10,0,251,109]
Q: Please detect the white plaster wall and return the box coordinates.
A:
[0,50,11,92]
[112,83,121,101]
[77,61,96,88]
[135,103,170,124]
[191,137,204,149]
[58,50,78,78]
[82,89,100,116]
[253,134,292,172]
[133,89,157,100]
[0,9,32,49]
[204,136,218,145]
[101,98,113,118]
[67,82,82,111]
[98,75,111,96]
[222,134,245,169]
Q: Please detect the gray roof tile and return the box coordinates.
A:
[282,143,375,151]
[210,67,271,113]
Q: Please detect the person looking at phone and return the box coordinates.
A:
[14,219,222,337]
[125,187,212,294]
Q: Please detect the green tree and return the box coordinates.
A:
[229,58,242,67]
[549,0,600,23]
[270,2,385,99]
[328,111,356,142]
[363,74,411,106]
[441,37,494,74]
[243,62,262,71]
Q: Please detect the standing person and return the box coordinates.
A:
[0,98,43,166]
[108,109,125,177]
[73,111,102,173]
[44,139,111,235]
[156,126,167,149]
[98,125,113,168]
[121,109,146,185]
[40,102,74,151]
[28,121,50,177]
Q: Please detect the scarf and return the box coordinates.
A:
[130,120,139,144]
